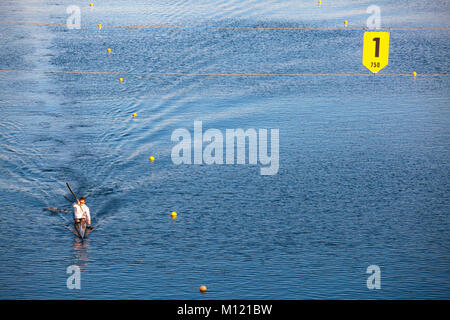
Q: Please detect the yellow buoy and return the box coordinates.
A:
[119,77,124,82]
[149,156,155,162]
[90,3,93,7]
[413,72,417,77]
[107,48,111,54]
[98,24,102,30]
[200,285,207,293]
[344,20,348,27]
[132,112,137,117]
[318,0,322,4]
[171,211,177,218]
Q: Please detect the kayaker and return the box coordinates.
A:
[73,197,92,228]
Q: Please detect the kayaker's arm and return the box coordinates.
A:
[86,206,91,225]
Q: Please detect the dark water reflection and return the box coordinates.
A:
[72,237,89,267]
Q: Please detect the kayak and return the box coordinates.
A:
[66,183,93,239]
[74,221,87,239]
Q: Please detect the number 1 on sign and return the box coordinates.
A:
[362,32,389,73]
[373,37,380,57]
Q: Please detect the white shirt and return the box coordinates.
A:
[73,202,91,222]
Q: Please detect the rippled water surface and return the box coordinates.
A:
[0,0,449,299]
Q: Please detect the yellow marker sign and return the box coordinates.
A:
[362,32,390,73]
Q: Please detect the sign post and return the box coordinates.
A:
[362,32,390,73]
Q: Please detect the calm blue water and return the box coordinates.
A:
[0,0,449,299]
